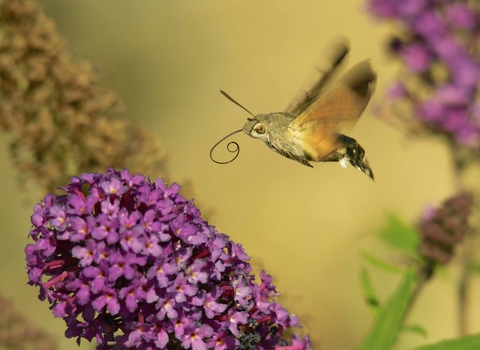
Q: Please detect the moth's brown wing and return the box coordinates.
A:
[288,120,340,162]
[285,38,350,116]
[288,60,376,161]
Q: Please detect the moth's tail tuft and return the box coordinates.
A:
[353,156,374,181]
[341,135,375,181]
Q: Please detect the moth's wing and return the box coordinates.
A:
[285,38,350,116]
[293,60,377,131]
[288,118,340,162]
[288,59,376,161]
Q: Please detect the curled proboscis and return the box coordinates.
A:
[210,129,243,164]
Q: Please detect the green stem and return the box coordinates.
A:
[407,261,435,320]
[459,237,474,336]
[450,143,470,336]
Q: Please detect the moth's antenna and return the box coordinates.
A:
[210,129,243,164]
[220,90,255,117]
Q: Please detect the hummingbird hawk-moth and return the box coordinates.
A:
[210,39,376,180]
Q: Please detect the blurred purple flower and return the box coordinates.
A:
[446,3,476,29]
[418,193,473,265]
[387,82,408,100]
[414,11,444,39]
[26,168,309,349]
[402,43,432,72]
[369,0,398,19]
[368,0,480,154]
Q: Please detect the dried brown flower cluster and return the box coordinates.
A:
[0,296,57,350]
[418,193,474,265]
[0,0,170,194]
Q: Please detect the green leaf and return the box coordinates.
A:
[379,213,420,258]
[360,251,404,275]
[360,268,380,316]
[403,323,428,338]
[411,333,480,350]
[360,268,416,350]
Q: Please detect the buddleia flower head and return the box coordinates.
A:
[25,168,310,349]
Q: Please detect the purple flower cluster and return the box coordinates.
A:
[418,192,473,265]
[368,0,480,151]
[25,169,311,350]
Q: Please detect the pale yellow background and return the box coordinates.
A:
[1,1,478,350]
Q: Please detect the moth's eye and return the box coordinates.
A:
[254,123,266,135]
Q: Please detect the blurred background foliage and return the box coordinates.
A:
[0,0,479,349]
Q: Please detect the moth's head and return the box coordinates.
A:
[242,115,269,140]
[210,90,268,165]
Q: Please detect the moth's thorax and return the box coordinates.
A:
[242,112,294,138]
[242,112,308,161]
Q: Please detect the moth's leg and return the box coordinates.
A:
[321,151,344,162]
[321,150,351,169]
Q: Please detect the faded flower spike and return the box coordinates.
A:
[25,168,310,349]
[418,193,474,265]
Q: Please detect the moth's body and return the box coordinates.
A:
[212,38,376,180]
[242,111,373,179]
